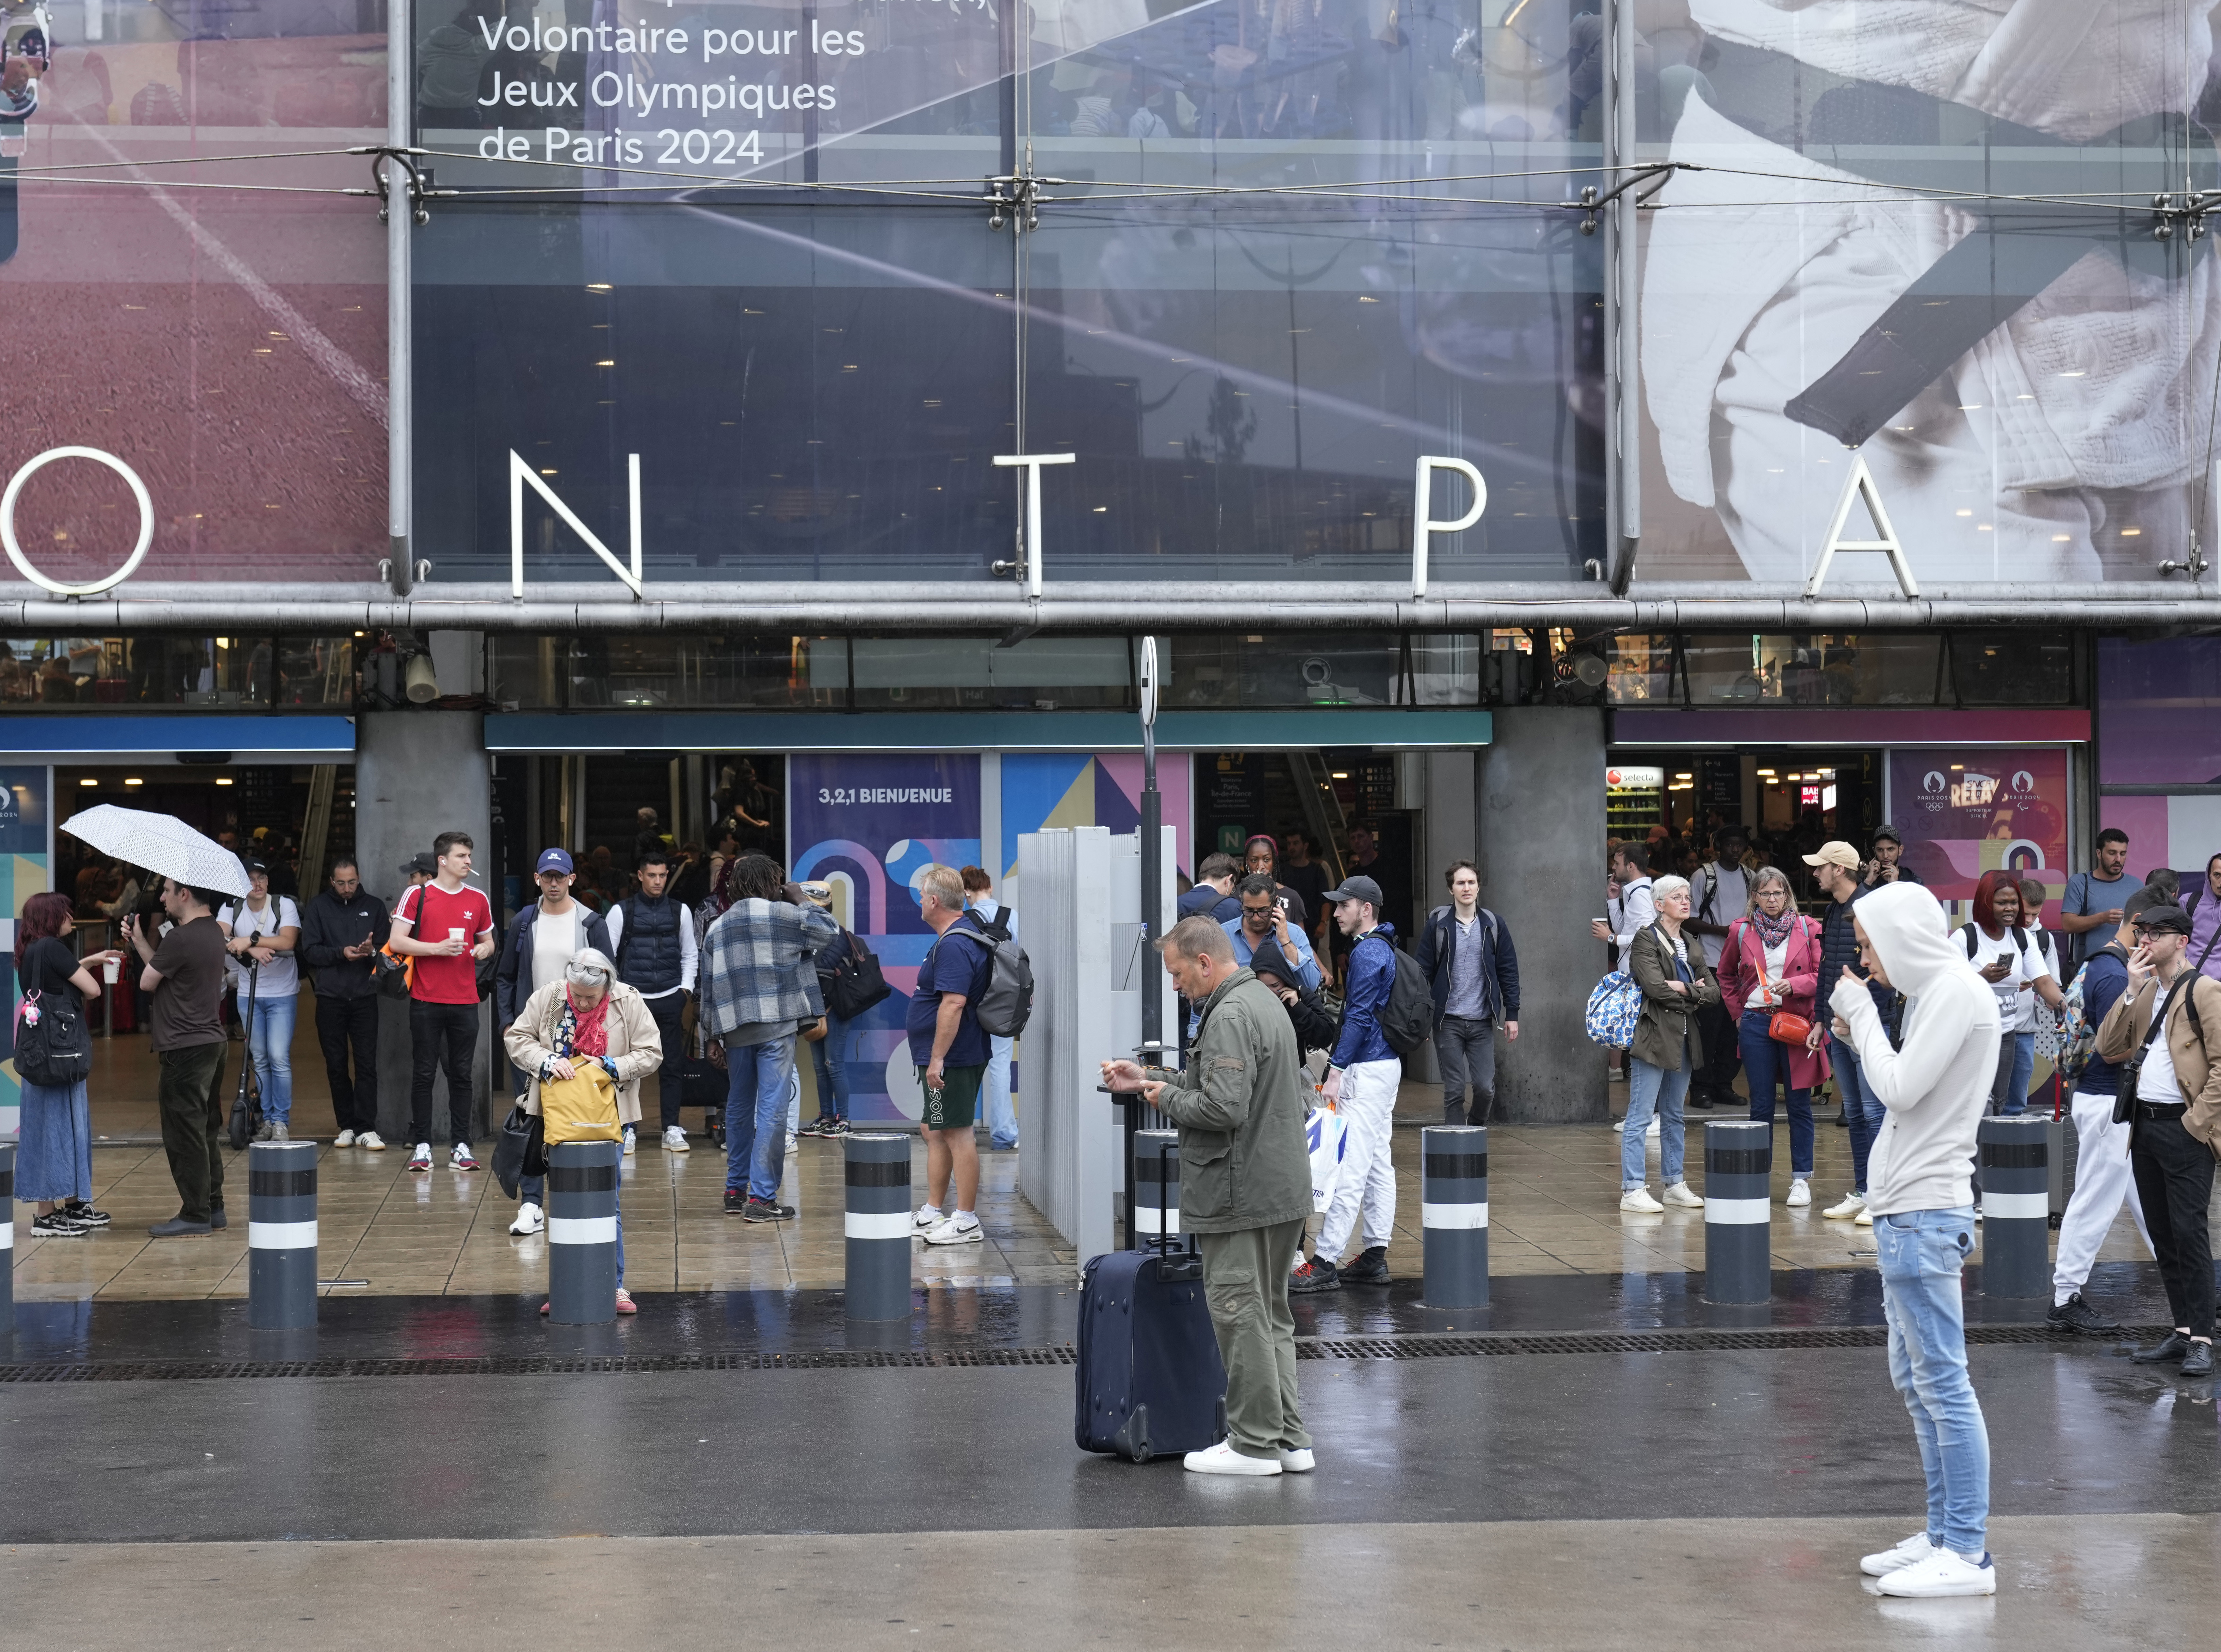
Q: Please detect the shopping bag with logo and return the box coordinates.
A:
[1585,970,1642,1050]
[1306,1101,1349,1213]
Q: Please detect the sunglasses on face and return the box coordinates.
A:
[1241,904,1275,917]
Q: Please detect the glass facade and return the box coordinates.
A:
[1606,631,2073,709]
[0,636,357,708]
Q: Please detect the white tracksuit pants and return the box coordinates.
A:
[1317,1057,1402,1262]
[2052,1089,2155,1305]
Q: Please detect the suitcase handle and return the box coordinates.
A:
[1144,1137,1198,1261]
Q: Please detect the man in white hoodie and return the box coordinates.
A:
[1829,881,2001,1599]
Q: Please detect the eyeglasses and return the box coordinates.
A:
[1241,905,1275,917]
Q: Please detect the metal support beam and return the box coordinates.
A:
[1603,0,1642,596]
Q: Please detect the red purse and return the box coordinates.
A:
[1768,1011,1813,1047]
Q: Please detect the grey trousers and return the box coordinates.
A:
[1437,1015,1498,1125]
[1199,1217,1312,1461]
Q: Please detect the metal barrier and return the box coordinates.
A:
[1978,1116,2050,1298]
[1703,1119,1772,1305]
[1420,1124,1488,1308]
[844,1132,912,1322]
[247,1139,318,1330]
[0,1142,13,1325]
[546,1139,620,1324]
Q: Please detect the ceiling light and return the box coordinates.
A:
[1331,772,1349,780]
[214,777,234,787]
[125,777,143,786]
[79,776,97,786]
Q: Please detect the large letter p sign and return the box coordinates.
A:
[1411,455,1485,598]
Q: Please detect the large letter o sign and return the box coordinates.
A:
[1,446,157,597]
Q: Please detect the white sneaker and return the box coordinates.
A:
[408,1142,434,1172]
[622,1126,636,1157]
[270,1122,290,1141]
[1860,1532,1939,1577]
[331,1129,356,1148]
[1613,1118,1627,1133]
[358,1131,386,1152]
[1824,1192,1866,1220]
[924,1213,984,1246]
[508,1202,545,1236]
[1786,1179,1812,1208]
[1183,1440,1281,1477]
[1660,1181,1703,1209]
[1279,1447,1316,1473]
[1855,1205,1874,1227]
[1621,1188,1665,1214]
[1876,1549,1995,1597]
[912,1204,943,1230]
[662,1125,690,1154]
[1610,1118,1663,1137]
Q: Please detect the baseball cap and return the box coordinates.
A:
[1871,823,1904,846]
[536,847,575,875]
[2133,905,2192,936]
[1322,873,1384,908]
[1802,841,1861,872]
[400,852,437,877]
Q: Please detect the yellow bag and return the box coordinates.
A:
[540,1063,622,1146]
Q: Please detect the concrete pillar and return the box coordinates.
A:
[355,709,494,1146]
[1477,706,1608,1123]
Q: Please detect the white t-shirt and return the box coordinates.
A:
[217,895,301,998]
[1695,863,1751,968]
[531,905,582,994]
[1758,936,1789,1006]
[2139,985,2189,1106]
[1964,925,2052,1034]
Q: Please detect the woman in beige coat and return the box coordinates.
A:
[504,948,663,1314]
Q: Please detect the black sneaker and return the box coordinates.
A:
[824,1118,852,1137]
[723,1188,747,1214]
[62,1200,112,1228]
[31,1210,89,1238]
[742,1198,795,1222]
[209,1206,228,1230]
[1341,1246,1391,1285]
[2047,1293,2122,1338]
[1288,1258,1340,1294]
[795,1117,830,1138]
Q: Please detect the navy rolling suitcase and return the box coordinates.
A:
[1074,1248,1229,1462]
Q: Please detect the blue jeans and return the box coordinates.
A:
[725,1036,796,1202]
[983,1033,1017,1148]
[1831,1034,1888,1195]
[1875,1208,1989,1558]
[1739,1010,1813,1176]
[247,994,297,1127]
[1991,1030,2035,1116]
[810,1013,850,1122]
[1623,1035,1692,1191]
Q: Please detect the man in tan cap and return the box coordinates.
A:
[1801,840,1894,1223]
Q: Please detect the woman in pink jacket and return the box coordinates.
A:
[1719,866,1830,1206]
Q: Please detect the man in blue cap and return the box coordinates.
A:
[497,847,612,1234]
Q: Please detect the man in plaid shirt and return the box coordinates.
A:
[700,855,840,1220]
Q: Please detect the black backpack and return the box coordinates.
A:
[13,987,91,1087]
[821,929,892,1022]
[1348,935,1433,1059]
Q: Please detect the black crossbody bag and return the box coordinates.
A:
[2115,975,2195,1127]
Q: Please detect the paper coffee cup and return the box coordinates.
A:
[448,928,465,942]
[102,958,120,983]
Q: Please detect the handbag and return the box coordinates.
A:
[1306,1102,1349,1214]
[540,1062,623,1146]
[492,1104,546,1199]
[1584,970,1642,1050]
[1768,1011,1813,1047]
[2113,975,2193,1126]
[12,988,92,1087]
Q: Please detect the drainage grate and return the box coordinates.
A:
[0,1322,2113,1384]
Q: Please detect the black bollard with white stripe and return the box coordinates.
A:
[1703,1119,1772,1305]
[547,1139,620,1324]
[0,1141,13,1325]
[247,1139,318,1330]
[844,1132,912,1321]
[1421,1124,1489,1308]
[1133,1129,1179,1250]
[1978,1116,2049,1298]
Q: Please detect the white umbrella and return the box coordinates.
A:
[61,804,252,898]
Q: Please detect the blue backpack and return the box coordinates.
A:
[1585,969,1642,1050]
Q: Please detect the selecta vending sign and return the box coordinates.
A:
[1889,750,2069,923]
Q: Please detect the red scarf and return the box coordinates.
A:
[566,987,612,1057]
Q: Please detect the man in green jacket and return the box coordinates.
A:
[1103,914,1315,1477]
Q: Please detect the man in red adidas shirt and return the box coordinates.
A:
[387,830,498,1172]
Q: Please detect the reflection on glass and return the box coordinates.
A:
[1680,633,1943,707]
[1952,633,2072,707]
[0,636,289,707]
[1606,634,1674,703]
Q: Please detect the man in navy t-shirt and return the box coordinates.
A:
[907,864,993,1246]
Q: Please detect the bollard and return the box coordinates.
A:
[1703,1119,1772,1305]
[1133,1129,1179,1250]
[547,1139,620,1324]
[844,1132,913,1321]
[0,1141,13,1326]
[1979,1116,2050,1298]
[1420,1124,1489,1308]
[247,1139,318,1330]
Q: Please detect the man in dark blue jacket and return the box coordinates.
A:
[1292,874,1402,1294]
[1414,859,1520,1126]
[2048,901,2155,1335]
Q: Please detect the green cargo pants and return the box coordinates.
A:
[1198,1216,1312,1461]
[157,1040,228,1224]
